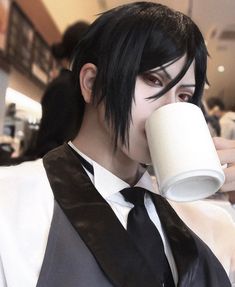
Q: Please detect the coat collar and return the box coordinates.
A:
[43,144,162,287]
[43,144,199,287]
[151,194,199,286]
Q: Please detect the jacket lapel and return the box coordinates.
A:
[151,194,200,286]
[151,194,231,287]
[43,144,162,287]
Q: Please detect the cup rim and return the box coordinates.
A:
[160,169,225,202]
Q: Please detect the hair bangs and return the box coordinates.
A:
[140,11,208,107]
[71,1,208,150]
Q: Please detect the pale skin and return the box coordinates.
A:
[72,55,235,281]
[73,55,196,185]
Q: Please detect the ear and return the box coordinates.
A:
[79,63,97,104]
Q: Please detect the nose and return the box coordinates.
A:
[160,89,178,106]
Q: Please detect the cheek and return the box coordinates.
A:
[96,104,114,139]
[127,111,151,162]
[131,99,159,138]
[131,96,155,133]
[133,79,163,131]
[134,81,154,120]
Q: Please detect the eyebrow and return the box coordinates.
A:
[148,68,196,89]
[149,66,172,80]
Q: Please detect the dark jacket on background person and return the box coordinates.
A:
[28,69,84,158]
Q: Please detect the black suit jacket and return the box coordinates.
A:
[38,144,231,287]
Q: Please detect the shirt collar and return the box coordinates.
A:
[68,141,155,200]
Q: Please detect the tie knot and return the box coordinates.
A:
[120,187,146,206]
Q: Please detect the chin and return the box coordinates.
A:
[134,149,152,165]
[121,141,151,164]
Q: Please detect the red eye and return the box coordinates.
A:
[178,94,192,102]
[142,73,163,87]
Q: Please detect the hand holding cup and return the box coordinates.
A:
[213,137,235,193]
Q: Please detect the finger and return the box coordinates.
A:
[220,181,235,193]
[217,149,235,164]
[221,166,235,190]
[213,137,235,150]
[228,190,235,204]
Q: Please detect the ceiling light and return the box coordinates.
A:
[217,65,225,72]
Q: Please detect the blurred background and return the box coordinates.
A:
[0,0,235,160]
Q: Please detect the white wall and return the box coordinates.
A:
[8,68,43,103]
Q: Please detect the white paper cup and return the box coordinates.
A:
[145,103,225,202]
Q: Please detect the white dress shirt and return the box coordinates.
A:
[68,142,178,284]
[0,143,178,287]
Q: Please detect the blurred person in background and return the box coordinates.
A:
[207,97,235,140]
[0,21,89,165]
[206,98,235,205]
[201,102,221,137]
[26,21,89,158]
[1,2,235,287]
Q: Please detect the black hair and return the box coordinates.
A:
[72,1,208,148]
[206,97,225,111]
[52,21,89,60]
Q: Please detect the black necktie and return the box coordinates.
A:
[68,144,175,286]
[121,187,175,287]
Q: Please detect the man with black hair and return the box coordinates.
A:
[1,2,235,287]
[30,21,89,158]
